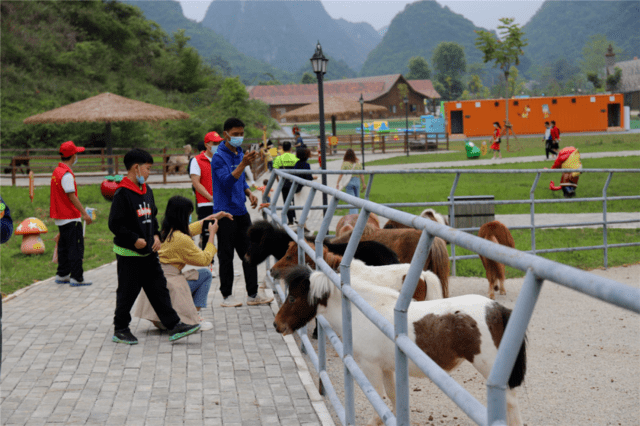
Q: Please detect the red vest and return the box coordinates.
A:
[50,163,81,220]
[195,152,213,205]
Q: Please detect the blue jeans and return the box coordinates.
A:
[187,268,212,309]
[344,179,360,215]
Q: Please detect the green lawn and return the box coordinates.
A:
[1,185,196,296]
[343,156,640,216]
[366,133,640,167]
[453,228,640,279]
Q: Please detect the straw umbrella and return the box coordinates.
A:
[23,92,190,174]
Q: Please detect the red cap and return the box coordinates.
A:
[204,131,223,144]
[59,141,85,157]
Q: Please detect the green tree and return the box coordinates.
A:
[300,72,315,84]
[406,56,431,80]
[606,67,622,92]
[218,77,250,117]
[475,17,527,150]
[432,42,466,79]
[580,35,622,81]
[507,65,525,98]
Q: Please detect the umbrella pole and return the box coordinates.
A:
[106,122,113,175]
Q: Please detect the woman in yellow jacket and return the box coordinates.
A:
[134,196,231,331]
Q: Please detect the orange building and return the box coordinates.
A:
[445,94,624,137]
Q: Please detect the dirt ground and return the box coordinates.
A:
[290,264,640,426]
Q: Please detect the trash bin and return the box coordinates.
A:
[447,195,495,229]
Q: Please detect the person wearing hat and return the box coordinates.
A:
[190,132,223,249]
[50,141,93,286]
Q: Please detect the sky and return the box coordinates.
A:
[177,0,544,31]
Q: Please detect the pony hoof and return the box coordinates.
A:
[488,293,495,300]
[500,290,507,295]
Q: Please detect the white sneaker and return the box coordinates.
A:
[199,320,213,331]
[246,294,274,306]
[220,295,242,307]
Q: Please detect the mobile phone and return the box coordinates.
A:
[202,219,214,239]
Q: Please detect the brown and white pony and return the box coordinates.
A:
[478,220,516,299]
[335,213,380,237]
[330,227,450,298]
[383,208,449,230]
[271,243,443,302]
[274,266,527,426]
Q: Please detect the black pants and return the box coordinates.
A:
[57,221,84,282]
[113,254,180,332]
[196,205,214,250]
[281,185,296,224]
[216,214,258,298]
[545,140,557,159]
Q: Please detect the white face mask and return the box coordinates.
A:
[72,156,78,166]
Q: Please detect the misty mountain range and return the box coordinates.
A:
[124,0,639,84]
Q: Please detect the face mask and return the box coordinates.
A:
[229,136,244,147]
[136,166,145,185]
[188,214,192,224]
[211,145,218,154]
[73,156,78,166]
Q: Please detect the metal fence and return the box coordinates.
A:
[261,168,640,426]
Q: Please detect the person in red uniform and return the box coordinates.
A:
[190,131,223,249]
[550,121,561,151]
[490,122,502,160]
[50,141,93,286]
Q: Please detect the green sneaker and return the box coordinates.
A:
[168,322,200,342]
[112,330,138,345]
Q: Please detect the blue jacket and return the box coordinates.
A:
[211,142,250,216]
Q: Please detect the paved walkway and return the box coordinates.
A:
[2,204,333,426]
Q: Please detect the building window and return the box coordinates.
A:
[411,104,417,112]
[277,108,287,116]
[390,105,397,113]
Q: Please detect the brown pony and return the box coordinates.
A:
[478,221,515,299]
[330,228,450,298]
[335,213,380,237]
[384,208,449,230]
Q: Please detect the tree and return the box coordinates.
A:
[475,17,527,151]
[507,66,525,98]
[606,67,622,92]
[300,72,315,84]
[432,42,466,79]
[406,56,431,80]
[218,77,250,117]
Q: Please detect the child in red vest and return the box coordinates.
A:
[108,148,200,344]
[50,141,93,286]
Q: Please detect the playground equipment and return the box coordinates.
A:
[465,141,481,158]
[357,121,392,134]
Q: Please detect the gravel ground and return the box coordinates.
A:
[287,264,640,426]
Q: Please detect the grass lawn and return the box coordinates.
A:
[453,228,640,279]
[339,156,640,216]
[366,133,640,167]
[1,185,195,296]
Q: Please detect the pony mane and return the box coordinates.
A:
[323,246,343,270]
[308,271,334,306]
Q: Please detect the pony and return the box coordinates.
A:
[330,227,450,298]
[271,244,442,302]
[166,145,193,174]
[335,213,380,237]
[478,221,516,299]
[244,220,314,266]
[274,266,527,426]
[383,208,449,230]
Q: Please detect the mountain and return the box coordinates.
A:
[123,0,294,83]
[200,0,371,74]
[359,0,490,77]
[522,0,640,69]
[335,19,382,55]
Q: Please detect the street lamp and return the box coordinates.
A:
[403,96,409,157]
[310,41,329,214]
[359,93,365,169]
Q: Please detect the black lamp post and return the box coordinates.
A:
[359,94,365,169]
[310,41,329,214]
[403,96,409,157]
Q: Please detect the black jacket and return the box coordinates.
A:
[108,177,160,255]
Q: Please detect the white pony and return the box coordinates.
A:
[274,266,526,426]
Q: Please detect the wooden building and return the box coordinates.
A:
[247,75,440,122]
[444,94,625,138]
[615,58,640,110]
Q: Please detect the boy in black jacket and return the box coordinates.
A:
[108,149,200,344]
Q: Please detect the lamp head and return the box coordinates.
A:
[310,41,328,75]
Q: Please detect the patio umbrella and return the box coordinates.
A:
[23,92,190,173]
[281,96,387,123]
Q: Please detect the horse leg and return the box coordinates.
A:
[506,388,523,426]
[357,360,386,426]
[381,369,396,416]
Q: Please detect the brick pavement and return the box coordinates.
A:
[1,253,333,426]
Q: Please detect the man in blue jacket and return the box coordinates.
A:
[211,118,273,307]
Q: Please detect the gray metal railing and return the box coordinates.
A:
[262,168,640,426]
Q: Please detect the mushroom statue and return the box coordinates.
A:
[15,217,48,254]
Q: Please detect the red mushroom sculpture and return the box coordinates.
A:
[15,217,48,254]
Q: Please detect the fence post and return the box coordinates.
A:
[115,156,119,175]
[448,173,460,276]
[446,132,449,151]
[602,172,613,268]
[435,133,439,150]
[382,135,386,153]
[11,157,16,186]
[101,148,105,171]
[530,173,541,254]
[162,147,167,184]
